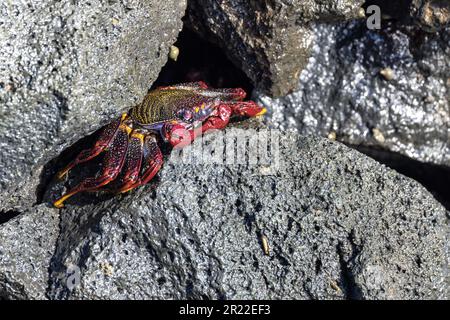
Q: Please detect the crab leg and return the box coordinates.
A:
[166,99,266,149]
[112,130,145,193]
[192,101,266,140]
[227,101,267,117]
[176,100,266,143]
[159,83,247,101]
[158,81,208,90]
[53,121,131,208]
[119,135,163,193]
[201,104,233,133]
[198,88,247,101]
[56,114,127,180]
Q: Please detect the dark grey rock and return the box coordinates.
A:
[256,21,450,168]
[411,0,450,32]
[0,205,59,300]
[0,0,186,212]
[186,0,365,97]
[36,129,446,299]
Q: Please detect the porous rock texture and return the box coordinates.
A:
[0,0,187,211]
[1,130,445,299]
[413,0,450,31]
[186,0,365,96]
[256,21,450,168]
[0,205,59,299]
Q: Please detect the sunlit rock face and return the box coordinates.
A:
[257,21,450,168]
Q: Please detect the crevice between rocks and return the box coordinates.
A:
[37,23,450,213]
[336,241,363,300]
[0,210,21,225]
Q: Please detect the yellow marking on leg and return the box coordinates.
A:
[56,167,70,180]
[256,108,267,116]
[131,131,145,141]
[117,185,136,194]
[53,191,77,208]
[120,123,133,135]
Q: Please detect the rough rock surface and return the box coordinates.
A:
[186,0,365,97]
[0,205,59,299]
[0,0,447,302]
[256,21,450,167]
[0,0,186,211]
[411,0,450,31]
[1,130,438,300]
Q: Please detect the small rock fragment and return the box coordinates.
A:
[380,67,395,80]
[372,128,386,144]
[357,7,366,18]
[261,234,270,255]
[169,45,179,61]
[99,262,114,276]
[328,131,337,141]
[413,0,450,32]
[330,280,342,293]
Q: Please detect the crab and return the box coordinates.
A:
[53,81,266,208]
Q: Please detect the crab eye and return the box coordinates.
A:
[177,109,193,122]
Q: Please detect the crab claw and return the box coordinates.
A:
[163,122,198,149]
[228,100,267,117]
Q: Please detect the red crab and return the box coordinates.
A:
[53,81,266,208]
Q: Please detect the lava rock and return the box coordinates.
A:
[411,0,450,32]
[185,0,365,97]
[256,21,450,168]
[0,205,59,300]
[0,0,187,212]
[35,130,447,299]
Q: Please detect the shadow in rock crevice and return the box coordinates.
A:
[0,210,21,225]
[36,126,113,208]
[363,0,413,21]
[36,126,167,210]
[152,27,254,93]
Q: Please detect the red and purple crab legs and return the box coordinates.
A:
[55,114,127,180]
[53,117,163,208]
[112,134,163,194]
[165,100,266,148]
